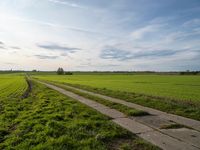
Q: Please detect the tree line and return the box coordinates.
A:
[57,67,73,75]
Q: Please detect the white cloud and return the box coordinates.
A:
[0,13,101,35]
[48,0,87,9]
[131,25,161,40]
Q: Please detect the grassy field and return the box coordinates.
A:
[34,74,200,120]
[34,74,200,102]
[0,74,158,149]
[0,74,27,98]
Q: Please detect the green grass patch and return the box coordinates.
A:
[33,74,200,102]
[127,110,149,117]
[118,138,158,150]
[160,123,187,129]
[0,79,159,149]
[0,74,27,98]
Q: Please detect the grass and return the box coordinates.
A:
[0,74,27,98]
[33,74,200,102]
[0,76,159,149]
[40,80,149,117]
[160,124,187,129]
[33,75,200,121]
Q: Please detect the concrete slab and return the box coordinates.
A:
[113,117,153,134]
[161,128,200,148]
[140,130,200,150]
[133,115,175,129]
[95,108,126,118]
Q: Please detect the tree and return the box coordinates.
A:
[57,67,64,75]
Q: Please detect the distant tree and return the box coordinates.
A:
[57,67,64,75]
[180,71,199,75]
[32,69,37,72]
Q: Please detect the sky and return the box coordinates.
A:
[0,0,200,71]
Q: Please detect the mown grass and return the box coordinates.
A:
[41,80,149,117]
[0,79,159,150]
[33,74,200,102]
[34,77,200,121]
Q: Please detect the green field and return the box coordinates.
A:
[34,74,200,120]
[34,74,200,102]
[0,74,158,149]
[1,73,199,148]
[0,74,27,98]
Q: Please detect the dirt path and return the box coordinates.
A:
[37,80,200,150]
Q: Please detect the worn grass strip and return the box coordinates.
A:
[160,123,189,129]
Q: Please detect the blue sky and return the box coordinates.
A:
[0,0,200,71]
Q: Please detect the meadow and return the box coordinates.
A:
[34,74,200,102]
[34,74,200,120]
[0,74,158,149]
[1,73,199,149]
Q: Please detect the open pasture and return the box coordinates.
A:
[34,74,200,102]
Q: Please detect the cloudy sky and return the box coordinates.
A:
[0,0,200,71]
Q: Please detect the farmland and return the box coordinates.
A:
[34,74,200,102]
[0,74,27,98]
[34,74,200,120]
[0,74,158,149]
[1,73,200,149]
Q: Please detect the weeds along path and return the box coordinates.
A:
[35,79,200,150]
